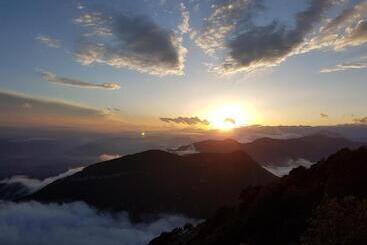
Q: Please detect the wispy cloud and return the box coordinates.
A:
[320,62,367,73]
[40,70,120,90]
[160,116,209,126]
[74,6,188,76]
[35,35,61,48]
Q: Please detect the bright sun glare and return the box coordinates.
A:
[206,104,251,131]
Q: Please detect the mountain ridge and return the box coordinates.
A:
[25,150,277,219]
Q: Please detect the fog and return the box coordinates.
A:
[262,158,315,177]
[0,167,84,195]
[0,201,195,245]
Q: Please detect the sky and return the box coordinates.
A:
[1,0,367,132]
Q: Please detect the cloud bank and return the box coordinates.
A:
[40,70,120,90]
[0,167,84,196]
[263,158,315,177]
[74,6,188,76]
[0,201,194,245]
[160,116,210,126]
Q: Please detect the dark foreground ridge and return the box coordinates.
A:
[26,150,276,218]
[150,147,367,245]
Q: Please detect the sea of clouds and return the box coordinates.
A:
[0,201,194,245]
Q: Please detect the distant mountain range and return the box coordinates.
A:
[150,147,367,245]
[26,150,276,219]
[170,134,365,167]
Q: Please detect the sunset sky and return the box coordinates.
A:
[1,0,367,131]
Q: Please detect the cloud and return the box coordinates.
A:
[194,0,367,74]
[353,117,367,124]
[74,7,188,76]
[320,113,329,119]
[0,90,110,128]
[40,70,120,90]
[99,154,122,161]
[334,19,367,49]
[178,3,190,34]
[35,35,61,48]
[301,1,367,51]
[0,201,195,245]
[262,158,315,177]
[160,116,210,126]
[320,61,367,73]
[107,107,121,112]
[0,167,84,197]
[224,118,236,124]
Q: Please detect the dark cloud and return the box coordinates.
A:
[0,201,194,245]
[75,7,188,76]
[320,113,329,119]
[224,118,236,124]
[160,116,210,126]
[354,117,367,124]
[195,0,367,74]
[222,0,334,73]
[40,70,120,90]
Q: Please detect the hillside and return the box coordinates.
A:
[150,147,367,245]
[26,150,277,218]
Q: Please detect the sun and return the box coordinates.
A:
[206,104,251,131]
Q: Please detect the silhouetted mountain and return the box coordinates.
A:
[150,147,367,245]
[171,134,365,167]
[26,150,276,218]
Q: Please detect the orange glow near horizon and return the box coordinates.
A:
[204,103,257,131]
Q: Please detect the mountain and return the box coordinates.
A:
[150,147,367,245]
[26,150,277,218]
[170,134,365,167]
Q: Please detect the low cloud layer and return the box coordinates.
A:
[0,201,194,245]
[194,0,367,74]
[160,116,210,126]
[263,158,315,177]
[40,70,120,90]
[99,154,122,161]
[36,35,61,48]
[74,5,188,76]
[0,167,83,196]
